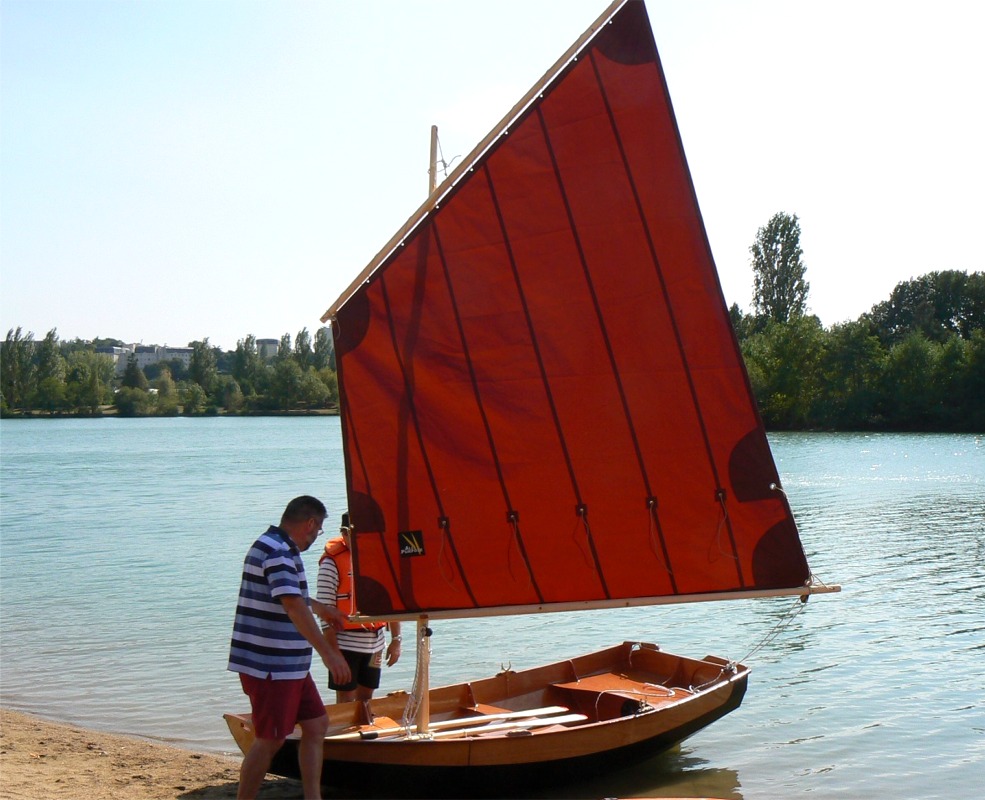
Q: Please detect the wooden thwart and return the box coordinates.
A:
[327,705,572,741]
[422,712,588,741]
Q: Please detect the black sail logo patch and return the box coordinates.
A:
[399,530,425,557]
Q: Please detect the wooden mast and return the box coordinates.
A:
[411,124,441,737]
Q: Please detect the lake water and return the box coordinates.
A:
[1,418,982,798]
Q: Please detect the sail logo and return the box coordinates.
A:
[399,530,425,557]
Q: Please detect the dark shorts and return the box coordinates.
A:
[239,673,325,740]
[329,648,383,692]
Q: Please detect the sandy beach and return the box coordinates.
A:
[0,708,306,799]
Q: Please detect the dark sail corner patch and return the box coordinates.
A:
[399,530,425,557]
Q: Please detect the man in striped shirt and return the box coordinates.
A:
[228,495,351,800]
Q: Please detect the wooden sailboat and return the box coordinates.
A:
[225,0,836,793]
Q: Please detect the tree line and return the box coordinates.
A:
[733,213,984,432]
[1,328,339,417]
[3,213,983,429]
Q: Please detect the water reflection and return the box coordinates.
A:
[528,746,742,799]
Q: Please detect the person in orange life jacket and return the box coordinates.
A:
[316,528,402,703]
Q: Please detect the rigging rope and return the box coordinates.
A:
[432,133,460,181]
[400,625,432,733]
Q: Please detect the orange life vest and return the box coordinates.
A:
[319,537,385,631]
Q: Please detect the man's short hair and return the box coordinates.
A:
[281,495,327,524]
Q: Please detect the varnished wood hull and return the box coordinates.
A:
[224,642,748,796]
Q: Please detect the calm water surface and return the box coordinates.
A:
[1,419,982,798]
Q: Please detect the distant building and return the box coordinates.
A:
[96,344,193,375]
[94,345,132,375]
[159,346,193,369]
[257,338,279,360]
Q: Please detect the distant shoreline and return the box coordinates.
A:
[0,407,340,420]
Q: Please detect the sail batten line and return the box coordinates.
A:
[539,77,654,506]
[430,215,515,529]
[377,267,475,610]
[380,257,444,521]
[435,519,480,607]
[483,162,584,508]
[429,220,540,604]
[480,162,574,602]
[587,46,747,586]
[647,500,678,593]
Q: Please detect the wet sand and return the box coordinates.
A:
[0,708,305,799]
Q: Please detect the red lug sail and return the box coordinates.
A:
[327,0,810,619]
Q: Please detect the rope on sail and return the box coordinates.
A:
[647,498,676,582]
[714,489,739,562]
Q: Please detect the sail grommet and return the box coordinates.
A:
[576,504,588,517]
[506,510,519,523]
[438,516,449,529]
[646,496,658,510]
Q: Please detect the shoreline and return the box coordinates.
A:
[0,708,305,799]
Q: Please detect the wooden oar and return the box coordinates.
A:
[328,705,570,741]
[411,712,588,740]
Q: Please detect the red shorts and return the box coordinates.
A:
[239,673,326,741]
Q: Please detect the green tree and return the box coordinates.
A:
[294,328,313,371]
[728,303,761,341]
[881,333,939,429]
[271,357,303,410]
[298,369,330,407]
[932,335,969,430]
[276,333,293,362]
[2,327,36,409]
[223,378,245,413]
[961,330,985,431]
[35,376,67,414]
[750,212,809,323]
[153,367,180,416]
[146,357,188,382]
[64,351,113,413]
[35,329,66,385]
[741,316,826,429]
[233,335,267,397]
[153,366,176,397]
[189,339,218,396]
[818,320,886,428]
[115,387,153,417]
[313,326,334,370]
[316,367,339,407]
[181,382,208,414]
[869,270,985,346]
[121,353,149,390]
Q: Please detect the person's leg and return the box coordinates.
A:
[296,673,330,799]
[237,737,285,800]
[297,713,329,799]
[335,688,357,703]
[329,649,361,705]
[237,673,302,799]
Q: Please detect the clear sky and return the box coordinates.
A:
[2,0,981,351]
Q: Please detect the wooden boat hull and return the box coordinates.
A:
[224,642,748,796]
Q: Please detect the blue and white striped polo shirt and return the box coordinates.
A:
[228,525,312,680]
